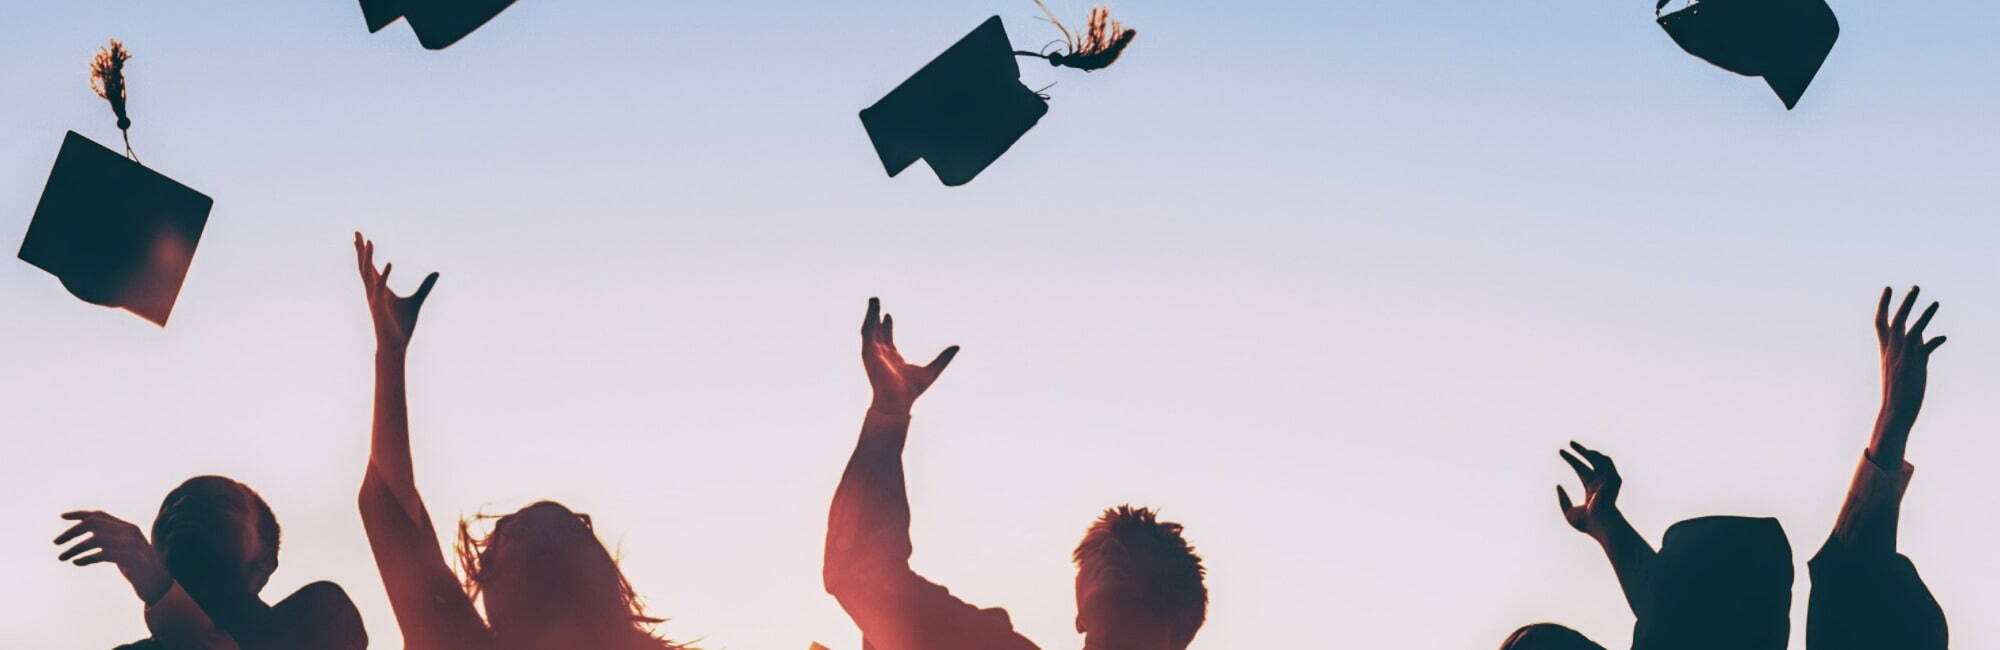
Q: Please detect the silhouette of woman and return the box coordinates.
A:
[350,233,693,650]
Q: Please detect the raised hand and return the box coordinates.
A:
[354,232,440,352]
[860,297,959,416]
[1557,442,1623,536]
[1871,286,1946,464]
[55,510,173,605]
[1876,286,1945,421]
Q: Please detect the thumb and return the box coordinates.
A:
[413,272,440,303]
[1556,485,1574,512]
[926,345,960,374]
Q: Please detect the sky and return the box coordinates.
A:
[3,0,1999,648]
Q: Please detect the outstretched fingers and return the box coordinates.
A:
[1891,286,1919,334]
[1876,286,1892,343]
[1910,301,1940,341]
[1559,449,1593,482]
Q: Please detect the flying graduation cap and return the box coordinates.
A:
[860,3,1138,186]
[1656,0,1839,109]
[18,40,212,327]
[359,0,520,50]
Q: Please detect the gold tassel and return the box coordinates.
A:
[1021,1,1138,72]
[89,39,137,161]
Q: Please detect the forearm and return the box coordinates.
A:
[825,409,916,591]
[369,347,419,504]
[1587,507,1656,617]
[1867,403,1916,468]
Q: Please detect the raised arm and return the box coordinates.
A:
[1557,441,1656,618]
[54,510,241,650]
[824,299,1037,650]
[351,233,487,649]
[1828,286,1946,552]
[824,297,959,601]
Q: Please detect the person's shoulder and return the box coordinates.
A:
[272,581,369,650]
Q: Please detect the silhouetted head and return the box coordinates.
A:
[1633,516,1792,650]
[1501,623,1606,650]
[1072,506,1207,650]
[151,476,280,600]
[456,501,687,650]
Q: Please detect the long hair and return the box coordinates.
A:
[453,501,694,650]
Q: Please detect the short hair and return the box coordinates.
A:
[154,475,280,567]
[1072,505,1207,646]
[1501,623,1606,650]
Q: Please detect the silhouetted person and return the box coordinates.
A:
[54,476,366,650]
[350,233,693,650]
[1500,623,1606,650]
[1556,442,1792,650]
[824,298,1209,650]
[1807,287,1950,650]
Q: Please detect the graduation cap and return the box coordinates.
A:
[17,41,211,327]
[20,131,212,326]
[1657,0,1840,109]
[360,0,520,50]
[860,16,1049,186]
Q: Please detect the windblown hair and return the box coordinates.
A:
[1072,505,1207,647]
[454,501,694,650]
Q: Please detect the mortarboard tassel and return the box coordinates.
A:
[88,39,137,162]
[1016,1,1138,72]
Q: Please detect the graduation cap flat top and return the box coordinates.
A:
[19,131,211,326]
[861,16,1050,186]
[1658,0,1839,109]
[361,0,520,49]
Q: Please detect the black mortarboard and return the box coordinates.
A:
[1633,516,1793,650]
[360,0,520,50]
[860,16,1050,186]
[18,131,212,326]
[1657,0,1839,109]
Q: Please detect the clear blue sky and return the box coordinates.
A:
[4,1,1998,648]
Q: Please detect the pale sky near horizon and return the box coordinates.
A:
[4,1,1999,648]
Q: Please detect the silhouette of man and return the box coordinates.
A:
[1499,623,1605,650]
[1806,287,1950,650]
[55,475,366,650]
[825,298,1209,650]
[1556,443,1792,650]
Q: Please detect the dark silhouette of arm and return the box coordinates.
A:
[823,299,1037,650]
[1557,442,1657,617]
[351,233,488,650]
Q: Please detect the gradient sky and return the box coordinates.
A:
[4,1,1999,648]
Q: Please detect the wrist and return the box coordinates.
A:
[868,397,912,417]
